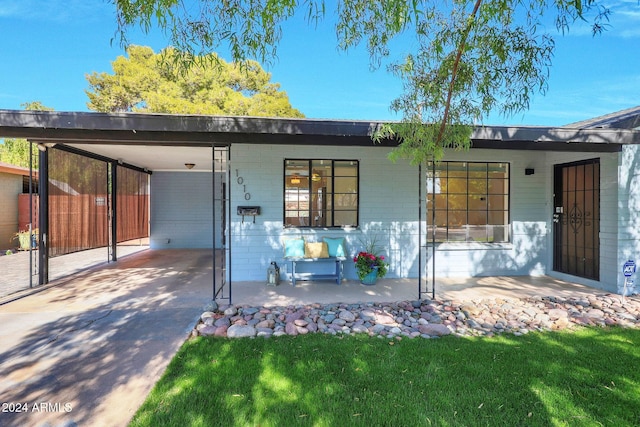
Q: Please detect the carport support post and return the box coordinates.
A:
[418,163,423,300]
[111,161,118,262]
[38,145,49,285]
[431,158,436,300]
[29,141,34,289]
[212,145,216,302]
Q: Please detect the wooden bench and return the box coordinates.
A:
[282,237,348,286]
[286,257,346,286]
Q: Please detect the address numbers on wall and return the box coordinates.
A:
[236,169,251,200]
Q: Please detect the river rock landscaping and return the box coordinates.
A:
[194,293,640,339]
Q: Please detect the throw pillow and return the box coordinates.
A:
[305,242,329,258]
[284,238,305,258]
[323,237,346,257]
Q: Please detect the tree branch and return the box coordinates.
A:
[436,0,483,145]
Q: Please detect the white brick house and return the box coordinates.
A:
[1,108,639,296]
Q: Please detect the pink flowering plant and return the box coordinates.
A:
[353,235,388,280]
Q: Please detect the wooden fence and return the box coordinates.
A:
[18,194,148,256]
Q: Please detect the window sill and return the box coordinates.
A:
[426,242,513,251]
[283,226,358,231]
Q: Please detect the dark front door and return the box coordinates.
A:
[553,159,600,280]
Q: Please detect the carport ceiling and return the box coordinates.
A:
[64,143,219,172]
[0,110,389,172]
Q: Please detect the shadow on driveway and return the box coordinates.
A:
[0,249,214,427]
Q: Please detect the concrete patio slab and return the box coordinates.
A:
[230,274,607,307]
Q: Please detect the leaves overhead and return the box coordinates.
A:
[0,102,53,168]
[0,138,36,169]
[85,45,304,117]
[113,0,613,162]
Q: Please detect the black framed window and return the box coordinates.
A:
[284,159,358,227]
[22,175,39,194]
[427,161,510,242]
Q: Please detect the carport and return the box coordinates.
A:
[0,110,401,303]
[0,110,234,301]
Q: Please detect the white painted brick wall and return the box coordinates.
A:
[615,145,640,293]
[146,144,639,290]
[229,145,554,282]
[150,171,221,249]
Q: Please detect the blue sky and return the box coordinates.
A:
[1,0,639,126]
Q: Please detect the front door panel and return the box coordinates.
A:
[553,159,600,280]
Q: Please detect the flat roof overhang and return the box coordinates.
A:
[0,109,636,150]
[0,110,387,146]
[1,110,636,171]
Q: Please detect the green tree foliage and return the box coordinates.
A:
[0,102,53,168]
[0,138,33,168]
[85,45,304,117]
[113,0,614,162]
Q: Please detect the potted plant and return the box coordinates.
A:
[11,228,38,251]
[353,236,388,285]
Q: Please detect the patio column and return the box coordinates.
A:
[38,144,49,285]
[111,161,118,262]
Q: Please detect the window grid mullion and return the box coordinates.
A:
[485,162,489,242]
[306,160,312,224]
[466,162,469,241]
[446,162,450,241]
[330,160,335,227]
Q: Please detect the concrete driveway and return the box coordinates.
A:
[0,249,215,427]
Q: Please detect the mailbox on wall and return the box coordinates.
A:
[237,206,261,223]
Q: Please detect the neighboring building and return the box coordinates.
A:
[0,161,37,251]
[0,107,639,298]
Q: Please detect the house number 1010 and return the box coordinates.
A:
[236,169,251,200]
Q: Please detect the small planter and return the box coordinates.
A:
[13,229,38,251]
[360,267,379,286]
[353,237,388,285]
[17,232,31,250]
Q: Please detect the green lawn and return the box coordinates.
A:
[130,327,640,426]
